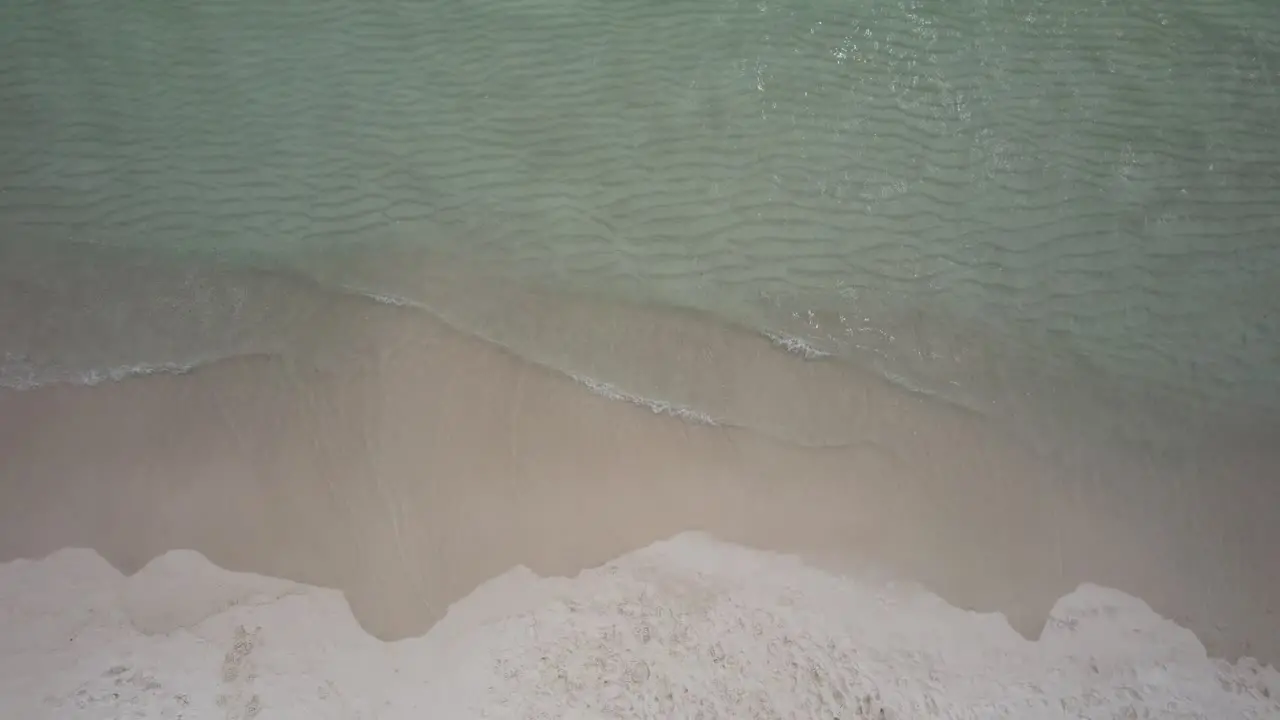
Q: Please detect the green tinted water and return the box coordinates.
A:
[2,0,1278,439]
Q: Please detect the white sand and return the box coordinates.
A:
[3,533,1276,720]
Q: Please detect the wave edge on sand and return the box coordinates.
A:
[2,535,1276,719]
[4,246,1279,667]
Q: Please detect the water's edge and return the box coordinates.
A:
[4,254,1279,665]
[5,240,1275,464]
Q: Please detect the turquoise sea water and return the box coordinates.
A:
[2,0,1279,452]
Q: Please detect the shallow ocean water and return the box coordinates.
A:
[2,0,1278,441]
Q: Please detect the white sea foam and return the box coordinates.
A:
[1,281,721,432]
[4,534,1276,719]
[572,374,719,425]
[0,354,204,391]
[356,290,425,310]
[762,331,831,360]
[350,286,725,426]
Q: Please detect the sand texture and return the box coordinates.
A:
[3,0,1280,714]
[4,291,1279,665]
[3,535,1277,719]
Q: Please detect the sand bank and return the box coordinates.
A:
[1,287,1278,673]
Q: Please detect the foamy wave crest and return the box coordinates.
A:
[762,331,831,360]
[571,374,718,425]
[342,285,723,426]
[0,353,204,391]
[357,291,425,309]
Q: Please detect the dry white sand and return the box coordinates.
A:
[3,533,1277,720]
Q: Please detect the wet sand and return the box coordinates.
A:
[1,288,1277,666]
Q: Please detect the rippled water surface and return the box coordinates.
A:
[2,0,1279,446]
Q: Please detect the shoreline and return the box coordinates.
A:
[9,237,1275,460]
[4,537,1278,718]
[2,287,1277,665]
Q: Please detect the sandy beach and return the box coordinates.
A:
[3,538,1278,718]
[2,286,1279,717]
[3,0,1280,713]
